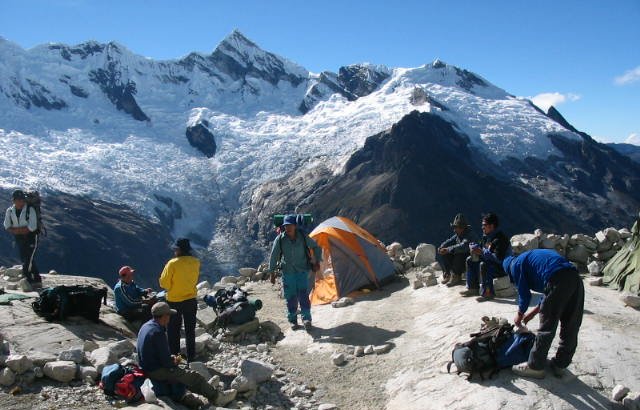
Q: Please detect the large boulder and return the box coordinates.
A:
[413,243,436,267]
[107,339,136,358]
[78,365,98,381]
[196,307,218,330]
[587,261,604,276]
[240,359,274,385]
[59,347,85,364]
[540,234,561,249]
[43,360,77,383]
[231,375,256,393]
[0,368,15,386]
[5,354,33,375]
[566,245,590,265]
[220,276,238,284]
[570,234,597,252]
[238,268,257,277]
[89,347,117,373]
[510,234,539,255]
[386,242,403,258]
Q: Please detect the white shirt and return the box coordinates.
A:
[4,205,37,232]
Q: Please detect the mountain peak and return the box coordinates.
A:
[217,29,261,53]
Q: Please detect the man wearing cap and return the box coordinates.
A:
[159,238,199,362]
[503,249,584,379]
[269,214,322,330]
[460,212,509,300]
[114,265,155,322]
[3,189,42,286]
[137,302,235,406]
[437,213,475,287]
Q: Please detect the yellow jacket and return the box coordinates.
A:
[159,256,200,302]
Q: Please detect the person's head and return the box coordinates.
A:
[151,302,176,327]
[118,266,135,284]
[450,213,469,236]
[172,238,192,257]
[481,213,499,235]
[282,214,297,237]
[12,190,26,210]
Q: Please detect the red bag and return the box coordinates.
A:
[114,366,146,403]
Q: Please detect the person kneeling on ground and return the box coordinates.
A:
[438,213,474,287]
[137,302,235,407]
[268,214,322,331]
[503,249,584,379]
[460,212,509,301]
[114,265,155,322]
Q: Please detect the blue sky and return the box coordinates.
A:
[1,0,638,144]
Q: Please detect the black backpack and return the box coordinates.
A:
[25,191,46,236]
[447,322,515,380]
[204,286,262,327]
[32,285,107,322]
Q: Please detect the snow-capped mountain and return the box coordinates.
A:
[1,30,638,276]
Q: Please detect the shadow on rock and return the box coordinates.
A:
[308,322,405,346]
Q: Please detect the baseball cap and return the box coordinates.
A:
[151,302,177,317]
[118,266,135,277]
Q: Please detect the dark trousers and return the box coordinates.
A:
[15,233,41,283]
[167,298,197,361]
[466,257,504,295]
[122,304,152,323]
[282,272,311,323]
[147,366,217,402]
[438,252,467,277]
[529,268,584,370]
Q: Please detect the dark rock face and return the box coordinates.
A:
[153,194,183,231]
[185,120,217,158]
[48,42,107,61]
[69,85,89,98]
[0,190,173,288]
[3,78,67,110]
[609,143,640,163]
[88,63,149,122]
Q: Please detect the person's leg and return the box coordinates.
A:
[460,257,479,295]
[452,253,467,276]
[554,273,584,369]
[167,301,183,356]
[148,367,218,402]
[297,272,312,322]
[282,273,299,324]
[183,298,198,362]
[437,253,452,278]
[528,277,568,370]
[16,236,33,282]
[479,262,495,298]
[26,233,41,283]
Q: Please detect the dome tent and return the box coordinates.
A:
[309,216,395,305]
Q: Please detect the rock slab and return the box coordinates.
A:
[44,360,77,383]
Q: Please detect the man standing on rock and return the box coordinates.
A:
[3,190,42,287]
[114,265,155,322]
[159,238,199,362]
[459,212,509,301]
[137,301,235,406]
[502,249,584,379]
[438,213,474,287]
[269,214,322,330]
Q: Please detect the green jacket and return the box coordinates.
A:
[269,231,322,274]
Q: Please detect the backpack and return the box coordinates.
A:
[100,363,145,403]
[203,286,262,327]
[446,322,516,380]
[495,332,536,369]
[24,191,46,236]
[32,285,107,322]
[277,231,320,273]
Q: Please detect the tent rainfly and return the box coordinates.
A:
[603,213,640,295]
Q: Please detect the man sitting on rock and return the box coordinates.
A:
[438,213,474,287]
[503,249,584,379]
[114,265,155,322]
[137,302,235,407]
[3,190,42,288]
[459,212,509,301]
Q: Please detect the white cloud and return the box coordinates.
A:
[529,92,581,112]
[614,66,640,86]
[625,133,640,146]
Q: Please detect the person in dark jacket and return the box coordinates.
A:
[137,302,234,406]
[503,249,584,379]
[437,213,474,287]
[3,190,42,286]
[113,265,155,322]
[268,214,322,331]
[459,213,509,300]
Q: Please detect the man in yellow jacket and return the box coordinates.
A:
[159,238,200,362]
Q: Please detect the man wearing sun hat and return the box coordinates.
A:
[437,213,475,287]
[113,265,154,322]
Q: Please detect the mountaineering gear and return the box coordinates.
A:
[303,320,312,331]
[159,256,200,302]
[32,285,107,322]
[511,362,545,379]
[603,213,640,295]
[269,230,322,275]
[167,298,198,362]
[273,213,313,228]
[283,271,312,323]
[290,320,299,330]
[24,191,45,235]
[203,286,262,327]
[441,274,451,285]
[447,273,462,287]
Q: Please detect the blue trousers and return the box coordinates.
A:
[465,257,501,296]
[282,271,311,323]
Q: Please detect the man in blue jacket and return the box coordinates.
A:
[269,214,322,331]
[114,266,154,322]
[137,302,234,406]
[503,249,584,379]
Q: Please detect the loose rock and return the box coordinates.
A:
[43,360,77,383]
[89,347,117,373]
[373,344,392,355]
[331,353,346,366]
[241,359,274,384]
[621,294,640,308]
[364,345,374,355]
[0,368,16,386]
[414,243,436,267]
[59,348,85,364]
[78,366,98,381]
[5,354,33,375]
[613,385,631,402]
[107,339,135,357]
[188,361,211,379]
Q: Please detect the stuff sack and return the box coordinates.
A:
[99,363,126,396]
[447,322,515,380]
[203,286,262,327]
[100,364,145,403]
[218,300,263,326]
[495,331,536,368]
[32,285,107,322]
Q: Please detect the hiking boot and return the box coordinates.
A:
[459,288,479,297]
[548,360,566,378]
[441,273,451,285]
[180,392,204,409]
[214,389,237,407]
[476,290,495,302]
[303,320,312,331]
[512,363,545,379]
[446,274,462,287]
[289,321,300,330]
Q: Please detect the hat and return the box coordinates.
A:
[151,302,177,317]
[450,213,470,228]
[173,238,192,252]
[118,266,135,277]
[282,214,297,226]
[12,190,26,200]
[502,256,515,282]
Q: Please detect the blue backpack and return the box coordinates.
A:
[495,332,536,368]
[100,363,126,395]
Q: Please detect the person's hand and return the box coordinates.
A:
[523,306,540,325]
[514,311,524,327]
[269,271,276,284]
[438,248,448,255]
[172,355,182,365]
[471,247,483,256]
[145,288,153,294]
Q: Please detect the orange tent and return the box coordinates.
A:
[309,217,395,305]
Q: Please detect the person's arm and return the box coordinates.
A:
[514,265,532,325]
[159,262,173,291]
[268,236,282,271]
[3,209,12,231]
[26,207,38,233]
[440,235,455,250]
[306,234,322,263]
[154,328,175,369]
[116,284,142,310]
[523,305,540,324]
[450,237,471,254]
